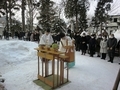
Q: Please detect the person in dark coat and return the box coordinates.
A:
[96,34,102,57]
[75,33,81,51]
[117,40,120,64]
[81,33,87,55]
[107,34,117,63]
[86,33,91,54]
[89,34,96,57]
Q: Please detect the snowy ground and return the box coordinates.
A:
[0,39,120,90]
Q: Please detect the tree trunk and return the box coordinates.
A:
[9,0,12,33]
[100,22,103,34]
[5,1,9,32]
[75,14,78,32]
[27,0,34,31]
[22,0,25,31]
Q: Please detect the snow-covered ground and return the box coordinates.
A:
[0,39,120,90]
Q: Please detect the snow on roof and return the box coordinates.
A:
[114,30,120,40]
[107,23,118,27]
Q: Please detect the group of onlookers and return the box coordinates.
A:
[39,29,120,64]
[73,32,120,63]
[2,30,40,43]
[50,30,120,64]
[1,29,120,63]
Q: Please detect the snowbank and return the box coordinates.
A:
[0,40,38,67]
[0,40,120,90]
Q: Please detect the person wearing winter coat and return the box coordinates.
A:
[81,33,87,55]
[100,36,107,59]
[96,35,102,57]
[89,34,96,57]
[75,33,81,51]
[107,34,117,63]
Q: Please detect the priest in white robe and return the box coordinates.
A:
[39,29,54,46]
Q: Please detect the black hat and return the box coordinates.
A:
[46,29,50,33]
[60,32,65,38]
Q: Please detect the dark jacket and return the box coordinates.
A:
[89,37,96,52]
[107,37,117,52]
[96,38,102,52]
[81,36,87,50]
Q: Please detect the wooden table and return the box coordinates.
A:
[35,46,70,88]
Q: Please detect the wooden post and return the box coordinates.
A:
[57,58,59,86]
[37,50,40,76]
[112,69,120,90]
[42,58,44,77]
[67,62,69,82]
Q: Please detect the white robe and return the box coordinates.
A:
[39,33,53,46]
[59,36,72,52]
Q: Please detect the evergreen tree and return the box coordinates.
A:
[52,17,66,33]
[78,1,88,31]
[22,0,26,31]
[0,0,20,32]
[95,0,112,33]
[37,0,56,32]
[64,0,89,32]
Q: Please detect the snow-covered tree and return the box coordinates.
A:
[37,0,57,32]
[64,0,89,32]
[95,0,112,33]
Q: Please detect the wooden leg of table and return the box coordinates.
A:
[67,62,69,82]
[57,59,59,86]
[45,59,48,77]
[38,56,39,76]
[62,61,64,84]
[60,59,62,84]
[53,59,55,88]
[60,60,63,84]
[42,58,44,77]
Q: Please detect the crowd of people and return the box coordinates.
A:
[0,29,120,89]
[2,30,40,43]
[1,29,120,64]
[39,29,120,64]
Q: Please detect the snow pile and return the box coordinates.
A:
[0,40,120,90]
[0,40,38,67]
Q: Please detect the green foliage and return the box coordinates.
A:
[78,1,88,31]
[52,18,66,33]
[37,0,57,32]
[95,0,112,23]
[64,0,89,18]
[64,0,78,18]
[5,19,22,32]
[52,43,59,49]
[64,0,89,31]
